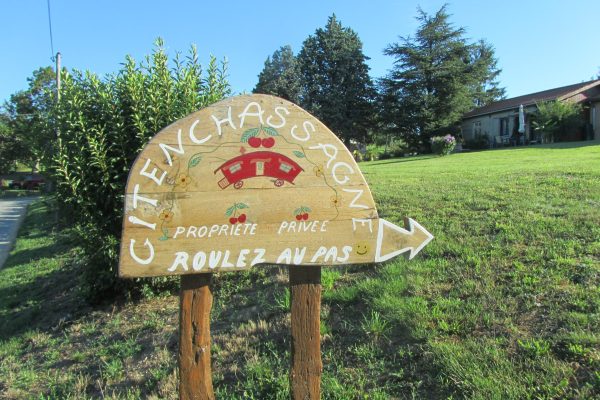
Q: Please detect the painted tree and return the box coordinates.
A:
[253,45,301,104]
[298,15,376,143]
[380,6,504,148]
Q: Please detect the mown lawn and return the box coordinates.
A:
[1,141,599,399]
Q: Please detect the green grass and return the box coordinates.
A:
[354,141,600,398]
[1,141,599,398]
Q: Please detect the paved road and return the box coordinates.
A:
[0,197,37,269]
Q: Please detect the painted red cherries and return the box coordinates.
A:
[293,206,311,221]
[226,203,249,224]
[248,136,275,148]
[229,213,247,224]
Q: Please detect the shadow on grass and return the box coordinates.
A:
[0,198,88,340]
[364,155,438,167]
[0,259,86,340]
[1,243,69,270]
[493,140,600,151]
[531,140,600,150]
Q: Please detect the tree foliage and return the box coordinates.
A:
[2,67,56,171]
[532,100,583,142]
[0,116,24,174]
[380,6,504,148]
[253,45,301,103]
[53,40,230,300]
[297,15,376,143]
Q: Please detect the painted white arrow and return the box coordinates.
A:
[375,218,434,262]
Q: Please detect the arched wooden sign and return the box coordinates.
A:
[119,94,434,399]
[119,94,433,278]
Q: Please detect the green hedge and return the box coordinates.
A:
[53,39,230,301]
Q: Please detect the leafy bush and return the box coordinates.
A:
[464,133,489,150]
[532,100,583,142]
[365,144,385,161]
[379,139,408,159]
[53,39,230,301]
[430,134,456,156]
[352,149,364,162]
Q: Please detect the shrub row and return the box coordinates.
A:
[53,40,230,301]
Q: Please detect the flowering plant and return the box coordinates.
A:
[430,134,456,156]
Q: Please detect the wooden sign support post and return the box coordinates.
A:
[290,266,322,399]
[118,94,433,399]
[179,274,214,400]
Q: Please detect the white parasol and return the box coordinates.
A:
[518,104,525,134]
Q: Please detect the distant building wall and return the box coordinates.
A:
[592,101,600,139]
[462,105,537,143]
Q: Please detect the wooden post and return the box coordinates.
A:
[179,274,214,400]
[289,266,322,399]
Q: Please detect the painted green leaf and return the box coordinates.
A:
[188,154,202,168]
[293,151,305,158]
[236,203,249,209]
[294,208,302,215]
[263,126,279,136]
[305,207,312,212]
[159,228,169,241]
[241,128,260,143]
[225,205,236,217]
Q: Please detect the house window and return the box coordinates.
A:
[499,118,509,136]
[472,121,482,135]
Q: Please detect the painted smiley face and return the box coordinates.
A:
[355,242,369,256]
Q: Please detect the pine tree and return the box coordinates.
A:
[297,15,376,143]
[381,6,504,148]
[253,45,301,103]
[470,40,506,108]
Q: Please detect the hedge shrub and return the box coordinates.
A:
[53,39,230,301]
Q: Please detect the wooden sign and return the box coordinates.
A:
[119,94,432,278]
[119,94,433,399]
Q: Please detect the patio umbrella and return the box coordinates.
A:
[518,104,526,134]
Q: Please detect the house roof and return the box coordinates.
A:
[464,79,600,119]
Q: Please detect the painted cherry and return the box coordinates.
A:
[302,213,309,220]
[248,136,261,148]
[237,213,247,223]
[262,137,275,148]
[295,214,303,221]
[229,217,238,224]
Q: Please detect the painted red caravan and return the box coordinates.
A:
[214,151,304,189]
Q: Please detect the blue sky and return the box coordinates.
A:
[1,0,599,104]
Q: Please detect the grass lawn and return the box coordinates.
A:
[1,141,599,399]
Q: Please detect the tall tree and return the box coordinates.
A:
[380,6,504,148]
[3,66,56,170]
[298,15,376,143]
[470,40,505,108]
[0,115,25,174]
[253,45,301,103]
